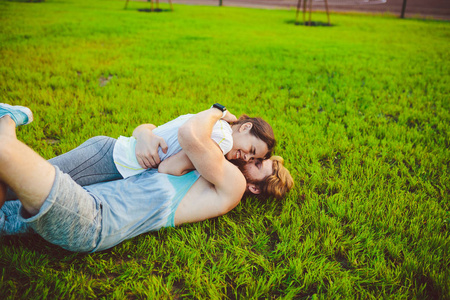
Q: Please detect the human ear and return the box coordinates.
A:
[248,183,261,195]
[239,122,253,133]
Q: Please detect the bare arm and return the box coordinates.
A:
[178,108,246,211]
[158,150,194,176]
[132,124,168,169]
[131,109,237,171]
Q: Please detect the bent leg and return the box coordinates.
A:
[48,136,121,185]
[0,116,101,242]
[0,135,55,216]
[0,115,38,234]
[6,136,122,201]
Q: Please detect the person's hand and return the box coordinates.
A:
[134,129,168,169]
[222,111,237,123]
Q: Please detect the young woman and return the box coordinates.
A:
[114,106,276,177]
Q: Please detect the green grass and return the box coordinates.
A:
[1,0,449,298]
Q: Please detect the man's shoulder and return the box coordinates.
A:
[191,160,245,217]
[220,160,246,197]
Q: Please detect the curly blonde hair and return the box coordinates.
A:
[259,156,294,200]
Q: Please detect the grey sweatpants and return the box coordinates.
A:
[1,136,122,235]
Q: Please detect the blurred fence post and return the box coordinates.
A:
[219,0,222,6]
[295,0,302,24]
[401,0,407,18]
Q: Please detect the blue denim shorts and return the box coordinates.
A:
[19,166,102,252]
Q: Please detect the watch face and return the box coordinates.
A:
[213,103,226,111]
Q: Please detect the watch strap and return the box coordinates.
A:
[211,103,227,118]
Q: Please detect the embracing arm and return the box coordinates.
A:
[132,124,168,169]
[178,108,246,211]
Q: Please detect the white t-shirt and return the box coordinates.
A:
[113,114,233,178]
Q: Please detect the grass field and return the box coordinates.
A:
[0,0,449,298]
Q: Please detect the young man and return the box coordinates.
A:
[0,104,293,252]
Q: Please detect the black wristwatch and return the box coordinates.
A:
[211,103,227,118]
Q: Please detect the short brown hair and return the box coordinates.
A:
[231,115,275,159]
[259,156,294,200]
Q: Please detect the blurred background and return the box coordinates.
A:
[148,0,450,20]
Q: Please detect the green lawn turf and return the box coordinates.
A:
[0,0,449,298]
